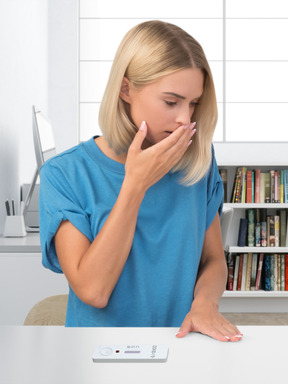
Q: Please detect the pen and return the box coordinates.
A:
[11,199,15,215]
[5,200,11,216]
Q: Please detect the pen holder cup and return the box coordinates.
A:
[3,215,27,237]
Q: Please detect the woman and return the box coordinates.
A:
[40,20,242,341]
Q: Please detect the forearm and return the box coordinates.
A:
[192,255,227,309]
[79,178,145,306]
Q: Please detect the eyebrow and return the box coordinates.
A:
[162,92,186,100]
[162,92,200,101]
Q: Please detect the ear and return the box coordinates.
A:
[119,77,131,104]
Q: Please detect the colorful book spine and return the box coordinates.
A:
[255,253,264,291]
[237,254,244,290]
[264,254,272,291]
[270,170,275,203]
[269,216,275,247]
[255,169,261,203]
[285,255,288,291]
[233,255,240,291]
[241,254,248,290]
[246,170,253,203]
[245,253,252,290]
[280,254,285,291]
[280,170,284,203]
[280,210,287,247]
[250,253,258,291]
[247,209,255,247]
[264,172,271,203]
[274,215,280,247]
[227,253,234,291]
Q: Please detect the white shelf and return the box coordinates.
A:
[223,290,288,298]
[225,203,288,209]
[226,246,288,253]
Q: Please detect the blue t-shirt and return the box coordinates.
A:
[39,137,223,327]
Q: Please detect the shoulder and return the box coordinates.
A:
[40,138,94,178]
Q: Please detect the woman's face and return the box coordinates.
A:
[120,68,204,147]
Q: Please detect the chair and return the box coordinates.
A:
[24,294,68,326]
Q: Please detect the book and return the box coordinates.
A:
[284,170,288,203]
[270,170,275,202]
[260,209,267,247]
[255,169,261,203]
[275,171,279,203]
[237,218,248,247]
[255,253,264,291]
[255,209,261,247]
[234,167,243,203]
[237,254,244,290]
[245,253,252,290]
[280,254,285,291]
[269,216,275,247]
[226,253,234,290]
[260,172,266,203]
[241,167,247,203]
[264,254,272,291]
[231,167,240,203]
[274,215,280,247]
[285,255,288,291]
[270,254,274,290]
[246,170,253,203]
[250,253,258,291]
[264,172,271,203]
[280,170,284,203]
[280,210,287,247]
[233,255,240,291]
[247,209,255,247]
[266,215,270,247]
[241,253,248,290]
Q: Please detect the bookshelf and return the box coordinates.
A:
[218,165,288,313]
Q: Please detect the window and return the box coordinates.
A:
[79,0,288,162]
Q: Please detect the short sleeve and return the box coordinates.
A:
[205,145,224,230]
[39,160,93,273]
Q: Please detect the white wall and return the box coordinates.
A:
[0,0,78,234]
[0,0,48,232]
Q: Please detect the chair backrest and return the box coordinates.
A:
[24,295,68,326]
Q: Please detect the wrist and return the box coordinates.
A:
[121,177,146,206]
[191,295,219,311]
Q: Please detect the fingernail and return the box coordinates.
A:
[187,140,192,147]
[225,336,230,340]
[234,335,243,338]
[139,121,146,131]
[190,128,196,137]
[189,122,196,129]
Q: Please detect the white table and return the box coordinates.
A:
[0,326,286,384]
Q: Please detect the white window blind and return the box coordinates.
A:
[79,0,288,146]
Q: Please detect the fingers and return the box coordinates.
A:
[156,122,196,154]
[176,311,243,342]
[129,121,147,152]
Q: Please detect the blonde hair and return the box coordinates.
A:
[99,20,217,185]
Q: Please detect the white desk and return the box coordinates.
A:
[0,234,67,325]
[0,326,286,384]
[0,233,41,253]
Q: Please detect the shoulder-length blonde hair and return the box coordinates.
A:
[99,20,217,185]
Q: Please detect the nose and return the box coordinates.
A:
[176,105,193,126]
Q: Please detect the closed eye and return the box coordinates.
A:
[165,101,177,106]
